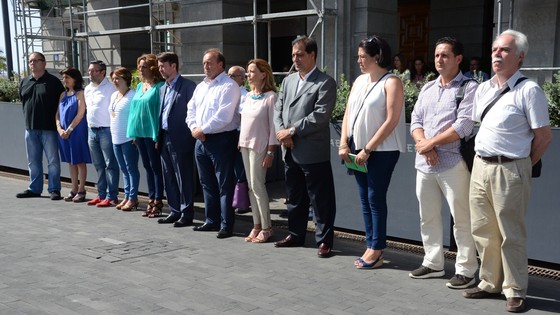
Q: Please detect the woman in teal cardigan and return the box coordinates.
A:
[127,54,165,217]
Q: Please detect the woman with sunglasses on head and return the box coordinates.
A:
[109,67,139,211]
[127,54,165,217]
[338,36,406,269]
[56,67,91,202]
[238,59,279,243]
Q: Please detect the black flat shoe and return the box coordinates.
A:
[16,190,41,198]
[157,215,179,224]
[173,219,193,227]
[216,229,233,239]
[193,223,220,232]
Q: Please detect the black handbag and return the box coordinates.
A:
[455,79,476,172]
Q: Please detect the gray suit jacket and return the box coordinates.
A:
[274,68,336,164]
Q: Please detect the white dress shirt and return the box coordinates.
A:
[85,78,117,128]
[186,71,241,134]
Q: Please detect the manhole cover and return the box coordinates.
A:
[85,239,192,262]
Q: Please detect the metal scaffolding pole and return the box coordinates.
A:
[12,0,337,79]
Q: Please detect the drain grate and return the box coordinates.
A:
[85,239,192,262]
[334,230,560,281]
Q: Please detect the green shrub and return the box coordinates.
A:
[543,71,560,127]
[331,73,350,121]
[0,77,20,102]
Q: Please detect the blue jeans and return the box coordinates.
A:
[25,129,61,193]
[88,127,120,200]
[135,137,164,200]
[354,151,400,249]
[194,131,237,230]
[113,141,140,200]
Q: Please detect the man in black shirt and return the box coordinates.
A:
[17,52,65,200]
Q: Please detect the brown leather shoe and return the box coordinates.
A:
[317,243,332,258]
[274,235,302,248]
[506,297,525,313]
[463,287,501,299]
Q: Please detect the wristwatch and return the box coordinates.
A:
[363,147,372,155]
[266,151,274,157]
[289,127,295,136]
[67,126,74,133]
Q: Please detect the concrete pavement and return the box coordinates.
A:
[1,173,559,314]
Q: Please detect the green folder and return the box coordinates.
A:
[344,153,368,173]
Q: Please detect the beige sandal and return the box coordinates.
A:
[252,229,273,243]
[244,228,262,242]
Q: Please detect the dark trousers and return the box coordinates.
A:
[160,132,195,221]
[284,151,336,247]
[194,130,238,231]
[136,137,164,200]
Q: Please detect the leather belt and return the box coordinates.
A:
[478,155,515,163]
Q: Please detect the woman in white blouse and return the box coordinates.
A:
[238,59,279,243]
[109,67,138,211]
[338,36,406,269]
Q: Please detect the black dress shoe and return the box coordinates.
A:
[193,223,220,232]
[274,235,303,248]
[50,191,62,201]
[235,207,251,214]
[317,243,332,258]
[16,190,41,198]
[216,229,233,239]
[157,215,179,224]
[173,219,193,227]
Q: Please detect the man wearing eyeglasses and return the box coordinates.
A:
[227,65,251,215]
[84,60,119,207]
[17,52,65,200]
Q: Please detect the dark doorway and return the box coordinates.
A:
[397,0,430,71]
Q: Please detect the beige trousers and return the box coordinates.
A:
[240,148,272,229]
[469,155,532,298]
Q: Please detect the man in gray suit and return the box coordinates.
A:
[274,36,337,258]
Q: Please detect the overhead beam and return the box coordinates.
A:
[75,9,334,37]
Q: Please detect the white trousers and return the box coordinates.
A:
[416,161,478,276]
[240,148,272,229]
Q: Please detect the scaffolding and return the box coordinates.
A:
[10,0,338,78]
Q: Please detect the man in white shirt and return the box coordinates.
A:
[463,30,552,313]
[187,49,241,238]
[84,60,119,207]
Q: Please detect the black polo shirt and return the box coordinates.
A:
[19,71,65,130]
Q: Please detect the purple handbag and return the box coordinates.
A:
[232,181,250,209]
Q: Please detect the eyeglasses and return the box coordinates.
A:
[229,74,245,78]
[29,59,45,64]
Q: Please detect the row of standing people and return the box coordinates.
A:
[336,30,551,314]
[17,29,551,313]
[16,49,281,241]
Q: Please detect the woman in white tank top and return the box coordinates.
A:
[338,35,406,269]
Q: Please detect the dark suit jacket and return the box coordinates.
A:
[273,68,336,164]
[159,75,197,152]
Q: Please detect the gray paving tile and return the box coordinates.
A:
[0,174,558,314]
